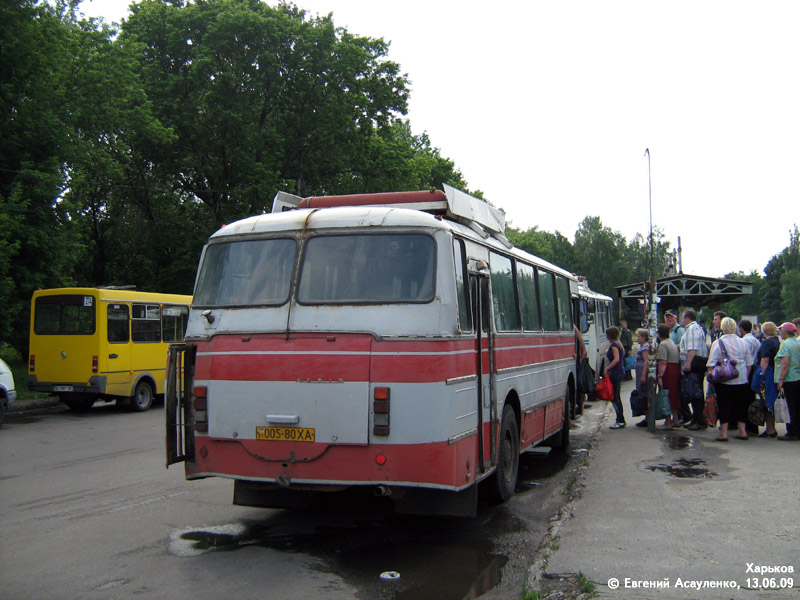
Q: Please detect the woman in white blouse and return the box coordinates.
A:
[706,317,750,441]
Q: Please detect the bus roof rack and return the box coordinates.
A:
[272,185,508,243]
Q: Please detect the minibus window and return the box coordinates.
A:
[107,304,129,343]
[34,295,96,335]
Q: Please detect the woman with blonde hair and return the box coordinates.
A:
[706,317,750,441]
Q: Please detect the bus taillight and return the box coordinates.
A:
[29,355,35,372]
[92,355,98,373]
[193,386,208,432]
[373,387,390,436]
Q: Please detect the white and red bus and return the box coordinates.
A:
[166,186,580,516]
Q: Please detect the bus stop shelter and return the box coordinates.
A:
[615,273,754,320]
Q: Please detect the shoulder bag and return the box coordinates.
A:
[706,340,738,384]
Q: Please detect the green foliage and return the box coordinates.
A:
[720,271,764,320]
[3,0,800,362]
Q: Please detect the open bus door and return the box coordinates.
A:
[165,343,196,467]
[469,262,497,476]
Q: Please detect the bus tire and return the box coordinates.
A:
[552,395,571,453]
[63,395,95,412]
[488,404,520,502]
[130,380,154,412]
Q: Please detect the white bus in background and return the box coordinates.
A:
[576,277,615,378]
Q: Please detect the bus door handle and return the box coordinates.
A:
[109,353,118,359]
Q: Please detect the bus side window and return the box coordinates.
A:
[453,239,472,332]
[538,271,559,331]
[580,299,590,333]
[555,276,572,331]
[489,252,520,332]
[107,304,129,343]
[517,262,541,331]
[132,304,161,343]
[162,305,189,342]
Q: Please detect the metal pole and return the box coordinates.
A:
[644,148,655,330]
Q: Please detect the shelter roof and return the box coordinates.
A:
[615,274,753,312]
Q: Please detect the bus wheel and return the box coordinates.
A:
[489,405,520,502]
[552,395,571,453]
[130,381,154,412]
[63,395,95,412]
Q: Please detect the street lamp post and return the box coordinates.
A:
[644,148,656,330]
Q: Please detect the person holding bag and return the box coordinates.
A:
[679,309,709,430]
[775,321,800,441]
[603,326,627,429]
[757,321,781,437]
[706,317,750,441]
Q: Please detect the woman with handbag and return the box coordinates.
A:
[603,326,627,429]
[756,322,781,437]
[706,317,750,441]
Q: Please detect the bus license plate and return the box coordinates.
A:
[256,426,315,442]
[54,385,73,392]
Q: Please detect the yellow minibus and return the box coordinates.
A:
[28,288,191,412]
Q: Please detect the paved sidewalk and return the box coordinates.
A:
[545,379,799,599]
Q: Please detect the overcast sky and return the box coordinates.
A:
[78,0,800,279]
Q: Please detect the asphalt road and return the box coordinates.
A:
[0,400,602,600]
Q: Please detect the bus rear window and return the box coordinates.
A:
[298,234,435,304]
[194,238,296,307]
[34,295,96,335]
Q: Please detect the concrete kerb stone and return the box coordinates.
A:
[525,388,616,596]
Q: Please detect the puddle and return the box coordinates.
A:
[666,435,694,450]
[645,457,717,479]
[170,515,508,600]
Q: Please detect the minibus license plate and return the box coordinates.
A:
[256,426,315,442]
[54,385,73,392]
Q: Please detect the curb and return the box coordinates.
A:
[525,399,612,595]
[9,396,62,413]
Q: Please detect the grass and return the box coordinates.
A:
[578,572,596,594]
[8,362,50,401]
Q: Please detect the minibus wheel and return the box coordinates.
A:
[130,381,154,412]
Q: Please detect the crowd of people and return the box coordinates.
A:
[602,312,800,441]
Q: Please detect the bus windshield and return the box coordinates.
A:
[298,234,435,304]
[194,238,297,307]
[194,233,436,307]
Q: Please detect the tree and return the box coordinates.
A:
[760,226,800,323]
[507,226,575,270]
[720,271,763,320]
[0,0,86,356]
[120,0,412,225]
[572,216,630,299]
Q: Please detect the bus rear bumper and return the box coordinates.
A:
[26,375,107,395]
[231,478,478,517]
